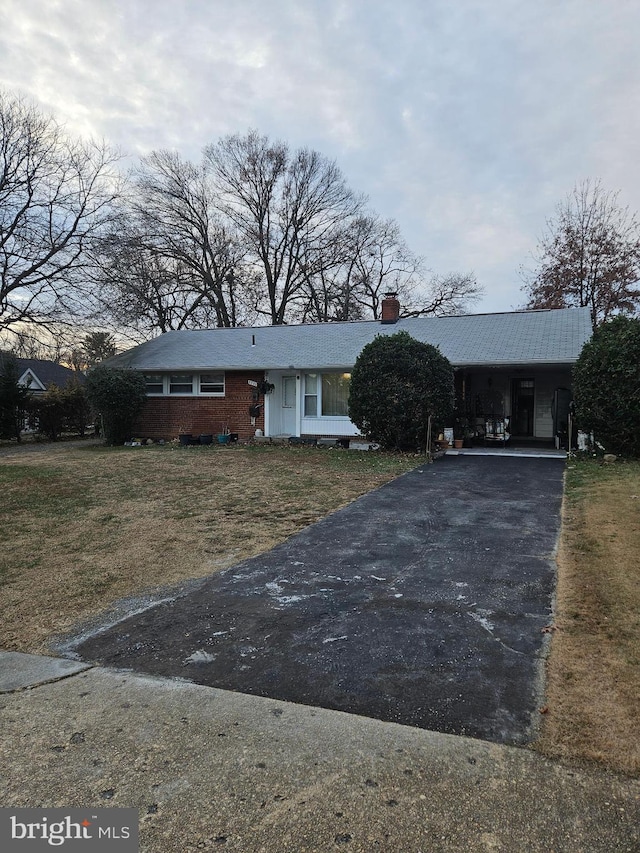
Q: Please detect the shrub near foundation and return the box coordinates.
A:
[573,316,640,457]
[86,366,147,445]
[348,331,454,451]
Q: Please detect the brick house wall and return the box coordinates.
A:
[133,371,266,441]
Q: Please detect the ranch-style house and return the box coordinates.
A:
[105,297,592,448]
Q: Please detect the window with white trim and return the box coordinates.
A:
[304,373,318,416]
[321,373,350,416]
[200,372,224,394]
[143,372,227,396]
[169,373,194,394]
[304,372,351,417]
[144,374,164,395]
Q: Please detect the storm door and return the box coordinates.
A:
[281,375,297,435]
[511,378,535,436]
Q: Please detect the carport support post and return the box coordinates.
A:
[426,415,432,461]
[568,410,573,452]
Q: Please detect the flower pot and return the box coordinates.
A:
[217,433,230,444]
[178,433,192,446]
[199,434,213,445]
[454,439,463,449]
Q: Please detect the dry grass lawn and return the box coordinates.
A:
[0,442,420,654]
[3,442,639,776]
[535,458,640,776]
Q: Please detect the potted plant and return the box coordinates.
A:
[434,434,450,451]
[257,379,275,395]
[178,423,193,446]
[453,409,470,449]
[463,413,476,447]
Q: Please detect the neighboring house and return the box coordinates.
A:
[0,354,84,394]
[104,297,592,444]
[14,358,85,394]
[0,355,85,434]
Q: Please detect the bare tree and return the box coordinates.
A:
[279,214,482,323]
[351,217,423,318]
[294,216,372,322]
[206,130,365,324]
[309,215,482,320]
[522,179,640,329]
[5,327,62,361]
[403,272,483,317]
[5,320,89,366]
[0,89,122,338]
[93,128,480,332]
[95,151,254,335]
[96,226,230,337]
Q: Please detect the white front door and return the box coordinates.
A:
[281,375,297,435]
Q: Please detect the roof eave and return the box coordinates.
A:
[454,359,578,369]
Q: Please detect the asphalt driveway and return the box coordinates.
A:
[69,455,564,745]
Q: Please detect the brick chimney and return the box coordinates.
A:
[381,291,400,324]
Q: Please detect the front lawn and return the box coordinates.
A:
[536,457,640,776]
[3,443,638,777]
[0,443,420,653]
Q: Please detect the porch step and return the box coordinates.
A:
[446,448,567,459]
[250,435,289,445]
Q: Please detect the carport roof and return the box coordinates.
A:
[106,306,592,371]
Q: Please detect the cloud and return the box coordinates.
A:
[2,0,640,313]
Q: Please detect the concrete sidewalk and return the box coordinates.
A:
[1,652,638,853]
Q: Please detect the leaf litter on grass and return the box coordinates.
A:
[0,444,420,654]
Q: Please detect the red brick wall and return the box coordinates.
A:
[133,371,266,441]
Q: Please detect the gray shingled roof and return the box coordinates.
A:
[106,307,592,372]
[0,355,85,389]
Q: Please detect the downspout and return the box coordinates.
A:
[295,373,302,437]
[264,371,271,437]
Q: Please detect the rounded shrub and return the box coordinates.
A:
[573,316,640,457]
[348,331,454,451]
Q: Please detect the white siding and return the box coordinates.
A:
[301,416,360,437]
[265,371,298,435]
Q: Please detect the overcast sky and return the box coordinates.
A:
[2,0,639,314]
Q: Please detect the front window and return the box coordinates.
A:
[303,372,350,417]
[144,374,164,394]
[143,372,226,395]
[200,372,224,394]
[321,373,350,416]
[304,373,318,416]
[169,373,193,394]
